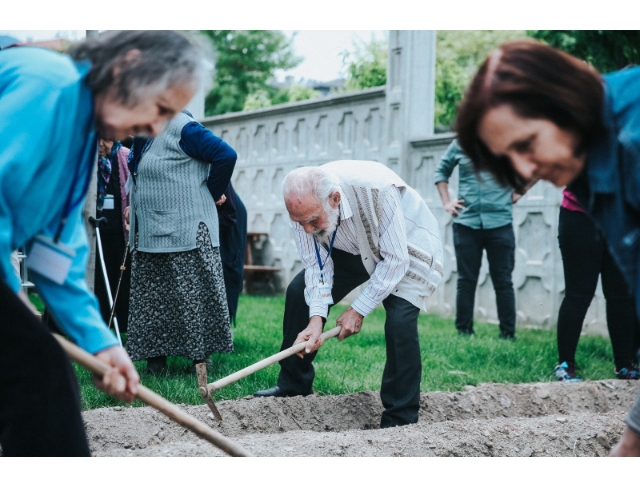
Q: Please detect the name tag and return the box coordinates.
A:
[103,194,115,210]
[124,175,133,195]
[26,235,75,285]
[319,283,333,305]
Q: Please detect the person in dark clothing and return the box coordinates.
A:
[215,181,247,327]
[554,190,640,382]
[94,137,132,334]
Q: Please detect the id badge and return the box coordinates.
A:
[26,235,76,285]
[103,194,115,210]
[319,283,333,305]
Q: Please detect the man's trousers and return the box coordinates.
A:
[276,248,422,428]
[0,280,91,456]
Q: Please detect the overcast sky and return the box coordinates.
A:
[0,29,386,82]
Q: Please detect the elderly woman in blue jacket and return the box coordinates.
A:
[0,30,211,456]
[455,39,640,456]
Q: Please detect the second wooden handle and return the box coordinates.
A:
[53,334,251,457]
[208,326,342,393]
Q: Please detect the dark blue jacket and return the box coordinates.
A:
[569,66,640,319]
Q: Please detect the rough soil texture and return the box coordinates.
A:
[84,380,640,457]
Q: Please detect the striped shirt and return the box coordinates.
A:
[291,186,409,319]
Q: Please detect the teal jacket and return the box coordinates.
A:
[569,66,640,321]
[0,47,118,353]
[434,139,513,230]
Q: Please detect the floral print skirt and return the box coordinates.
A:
[126,222,233,361]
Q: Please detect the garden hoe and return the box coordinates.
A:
[54,333,252,457]
[196,325,342,421]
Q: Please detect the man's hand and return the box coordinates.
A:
[215,194,227,206]
[443,199,465,216]
[336,307,364,341]
[293,316,324,358]
[124,206,130,232]
[93,346,139,403]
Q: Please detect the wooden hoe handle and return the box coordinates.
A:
[53,334,252,457]
[207,326,342,394]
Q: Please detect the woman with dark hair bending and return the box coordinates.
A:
[455,39,640,456]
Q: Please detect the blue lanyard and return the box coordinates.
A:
[54,135,98,242]
[313,214,341,284]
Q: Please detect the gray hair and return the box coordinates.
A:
[68,30,213,107]
[282,166,341,205]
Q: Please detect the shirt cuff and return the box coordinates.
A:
[309,300,329,319]
[351,295,375,317]
[433,174,449,185]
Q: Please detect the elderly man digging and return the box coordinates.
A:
[254,160,444,428]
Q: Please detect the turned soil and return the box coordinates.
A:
[84,380,639,457]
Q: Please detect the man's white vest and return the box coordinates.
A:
[321,160,444,312]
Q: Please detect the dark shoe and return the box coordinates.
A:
[498,332,516,341]
[615,366,640,380]
[457,329,475,336]
[253,386,312,398]
[380,417,416,429]
[145,356,167,375]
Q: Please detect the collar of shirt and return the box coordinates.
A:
[339,189,353,220]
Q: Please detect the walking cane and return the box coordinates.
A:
[107,241,129,331]
[89,216,122,346]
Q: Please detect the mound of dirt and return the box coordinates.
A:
[84,380,639,457]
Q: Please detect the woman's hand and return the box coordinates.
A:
[215,194,227,206]
[124,206,130,232]
[93,345,139,403]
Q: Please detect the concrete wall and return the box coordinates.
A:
[201,30,609,336]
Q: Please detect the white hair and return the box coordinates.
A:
[282,166,341,205]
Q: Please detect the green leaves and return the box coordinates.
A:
[435,30,527,132]
[528,30,640,74]
[201,30,303,116]
[340,36,388,92]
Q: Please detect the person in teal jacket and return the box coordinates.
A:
[0,30,210,456]
[455,39,640,456]
[435,138,519,339]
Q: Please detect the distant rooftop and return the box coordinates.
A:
[270,76,345,96]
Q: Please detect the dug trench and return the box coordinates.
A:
[85,380,639,457]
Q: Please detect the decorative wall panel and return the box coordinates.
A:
[199,32,607,336]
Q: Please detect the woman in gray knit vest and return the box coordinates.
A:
[125,111,237,373]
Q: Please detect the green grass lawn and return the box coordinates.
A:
[59,294,620,411]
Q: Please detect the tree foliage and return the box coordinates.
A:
[527,30,640,74]
[435,30,526,132]
[340,36,388,91]
[201,30,302,116]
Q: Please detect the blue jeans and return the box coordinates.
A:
[453,223,516,336]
